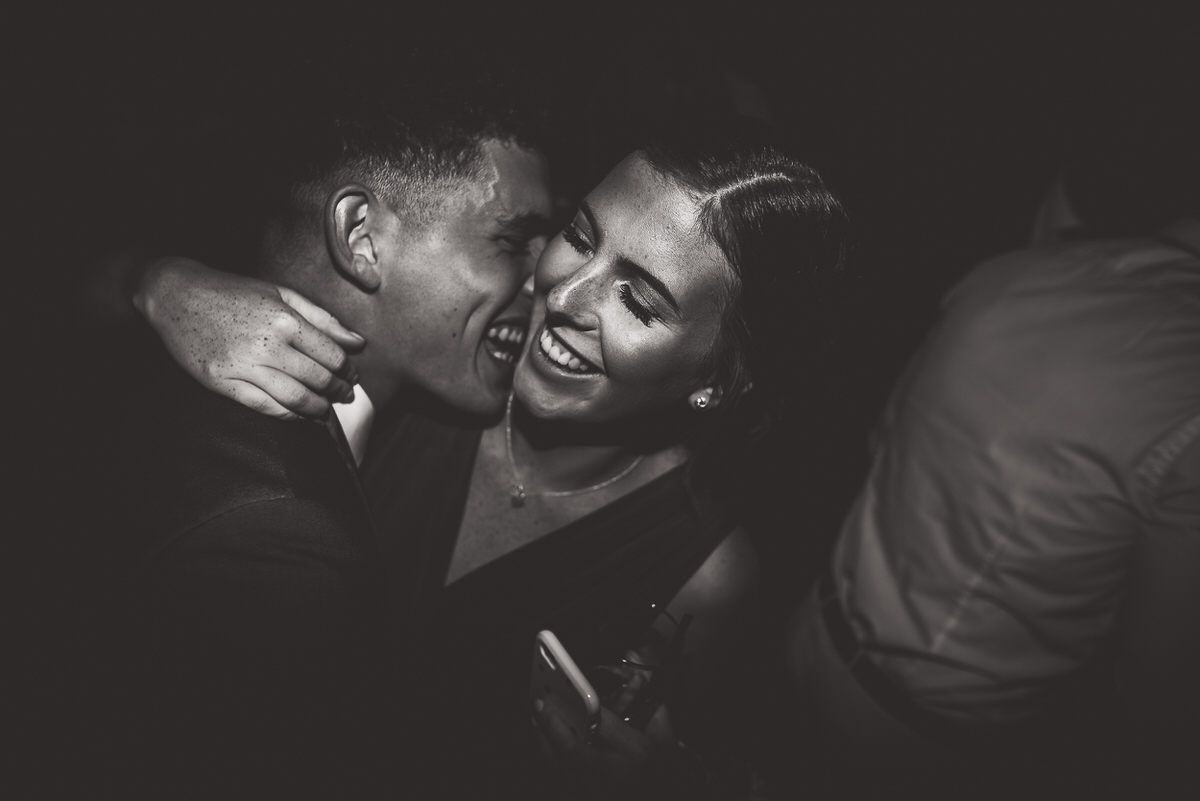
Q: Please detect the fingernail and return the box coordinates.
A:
[341,387,356,404]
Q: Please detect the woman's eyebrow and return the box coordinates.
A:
[616,256,680,313]
[580,199,681,314]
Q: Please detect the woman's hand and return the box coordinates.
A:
[134,257,365,420]
[534,696,707,800]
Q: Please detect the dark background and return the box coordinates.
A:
[19,1,1197,495]
[8,2,1199,790]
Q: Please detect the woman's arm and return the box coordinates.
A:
[135,257,365,420]
[665,528,762,697]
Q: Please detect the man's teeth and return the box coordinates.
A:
[539,329,596,373]
[487,324,525,343]
[486,324,525,363]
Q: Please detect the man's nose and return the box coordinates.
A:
[526,234,549,281]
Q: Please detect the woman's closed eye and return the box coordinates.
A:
[619,284,660,326]
[561,222,594,257]
[562,220,662,326]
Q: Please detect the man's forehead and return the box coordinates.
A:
[486,140,551,199]
[480,141,553,224]
[427,140,550,238]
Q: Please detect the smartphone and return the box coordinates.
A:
[531,630,601,743]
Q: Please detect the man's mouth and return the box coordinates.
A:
[484,321,526,364]
[538,327,601,374]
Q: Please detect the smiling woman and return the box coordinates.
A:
[515,153,731,424]
[133,117,849,797]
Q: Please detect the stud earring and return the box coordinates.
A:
[693,395,708,409]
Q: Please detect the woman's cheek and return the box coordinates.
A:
[608,329,670,383]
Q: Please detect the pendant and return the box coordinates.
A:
[509,483,527,508]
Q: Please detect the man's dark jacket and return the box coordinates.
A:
[93,346,405,796]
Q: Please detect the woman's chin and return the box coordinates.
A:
[511,383,587,424]
[513,355,597,422]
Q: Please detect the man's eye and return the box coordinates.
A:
[561,223,594,257]
[498,236,532,255]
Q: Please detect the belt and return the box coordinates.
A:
[816,568,981,749]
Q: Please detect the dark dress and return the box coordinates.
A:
[362,410,738,797]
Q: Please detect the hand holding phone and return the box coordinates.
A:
[531,630,600,743]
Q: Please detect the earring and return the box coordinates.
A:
[689,388,713,410]
[693,395,708,409]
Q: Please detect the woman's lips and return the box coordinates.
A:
[538,326,601,374]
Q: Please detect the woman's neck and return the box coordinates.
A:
[502,396,691,494]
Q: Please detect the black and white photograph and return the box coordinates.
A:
[11,3,1199,798]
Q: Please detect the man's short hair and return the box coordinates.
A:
[259,85,548,272]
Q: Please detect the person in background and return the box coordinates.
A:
[787,99,1199,794]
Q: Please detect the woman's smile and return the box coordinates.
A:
[536,324,602,374]
[512,154,729,423]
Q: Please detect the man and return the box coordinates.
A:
[787,111,1199,791]
[89,93,553,796]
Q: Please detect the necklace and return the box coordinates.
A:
[504,392,645,508]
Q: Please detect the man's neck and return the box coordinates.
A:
[355,365,398,415]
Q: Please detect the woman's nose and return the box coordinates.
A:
[546,263,603,329]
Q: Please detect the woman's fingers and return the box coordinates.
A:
[277,285,366,353]
[269,302,360,387]
[272,349,355,405]
[535,697,597,771]
[225,380,302,422]
[243,366,333,419]
[610,667,646,716]
[134,258,358,418]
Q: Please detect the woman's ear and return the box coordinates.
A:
[325,183,384,292]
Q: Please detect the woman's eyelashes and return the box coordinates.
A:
[619,284,659,326]
[561,222,594,256]
[561,220,660,326]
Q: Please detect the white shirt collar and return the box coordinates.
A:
[331,384,375,467]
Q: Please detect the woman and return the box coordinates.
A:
[139,123,849,798]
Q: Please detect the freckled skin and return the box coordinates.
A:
[142,140,553,420]
[513,154,730,423]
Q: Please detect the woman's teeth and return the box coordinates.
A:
[539,329,596,373]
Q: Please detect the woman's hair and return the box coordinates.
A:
[639,119,851,437]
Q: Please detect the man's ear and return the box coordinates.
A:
[325,183,384,292]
